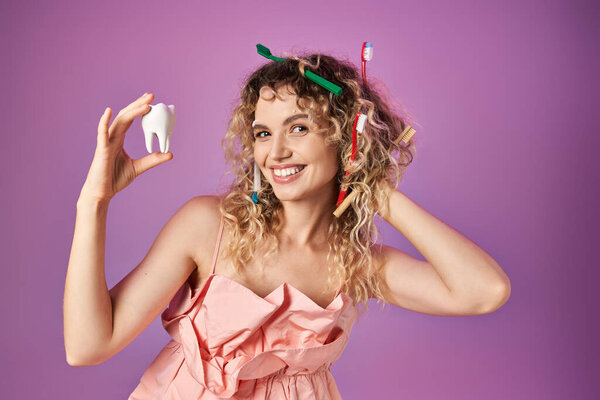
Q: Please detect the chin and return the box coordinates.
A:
[272,186,329,203]
[271,191,304,201]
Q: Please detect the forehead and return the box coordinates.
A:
[253,85,323,129]
[256,85,296,109]
[254,91,300,123]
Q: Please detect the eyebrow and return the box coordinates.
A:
[252,114,310,131]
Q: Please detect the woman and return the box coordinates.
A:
[64,51,511,399]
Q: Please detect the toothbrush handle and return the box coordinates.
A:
[304,70,342,96]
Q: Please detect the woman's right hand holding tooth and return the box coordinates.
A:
[79,93,173,204]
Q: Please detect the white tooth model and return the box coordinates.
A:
[141,103,176,153]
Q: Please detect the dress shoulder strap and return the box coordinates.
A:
[210,214,225,275]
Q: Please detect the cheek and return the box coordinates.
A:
[253,144,266,161]
[327,145,340,167]
[317,147,340,175]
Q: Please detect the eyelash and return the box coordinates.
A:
[254,125,308,138]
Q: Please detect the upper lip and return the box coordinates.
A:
[269,164,306,169]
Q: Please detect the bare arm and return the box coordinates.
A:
[63,92,181,366]
[63,195,215,366]
[63,195,112,366]
[375,186,511,315]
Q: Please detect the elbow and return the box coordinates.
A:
[478,280,511,314]
[66,355,104,367]
[66,355,88,367]
[66,353,88,367]
[65,349,105,367]
[64,334,111,366]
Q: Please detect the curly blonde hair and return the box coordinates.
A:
[216,50,418,322]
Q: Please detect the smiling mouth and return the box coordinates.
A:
[271,166,306,183]
[272,165,306,177]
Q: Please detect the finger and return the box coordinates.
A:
[108,103,150,141]
[141,103,152,117]
[97,107,112,146]
[133,152,173,177]
[117,92,154,118]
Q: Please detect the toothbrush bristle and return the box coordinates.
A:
[363,43,373,61]
[395,125,416,144]
[356,114,368,133]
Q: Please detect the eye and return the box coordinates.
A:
[291,125,308,135]
[254,125,308,138]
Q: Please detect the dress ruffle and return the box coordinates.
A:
[129,274,357,399]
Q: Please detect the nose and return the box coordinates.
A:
[268,132,292,160]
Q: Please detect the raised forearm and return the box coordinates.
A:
[379,186,510,305]
[63,195,113,365]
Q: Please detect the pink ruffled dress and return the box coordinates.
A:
[128,214,358,399]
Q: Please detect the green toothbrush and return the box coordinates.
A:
[256,44,342,96]
[256,44,287,62]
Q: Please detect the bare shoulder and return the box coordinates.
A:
[183,194,222,227]
[182,195,224,279]
[369,243,387,296]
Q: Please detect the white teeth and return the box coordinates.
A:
[274,166,303,177]
[141,103,176,153]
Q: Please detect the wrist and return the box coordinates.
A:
[77,190,111,210]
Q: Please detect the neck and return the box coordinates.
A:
[276,181,338,250]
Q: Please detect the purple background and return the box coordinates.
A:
[1,0,598,398]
